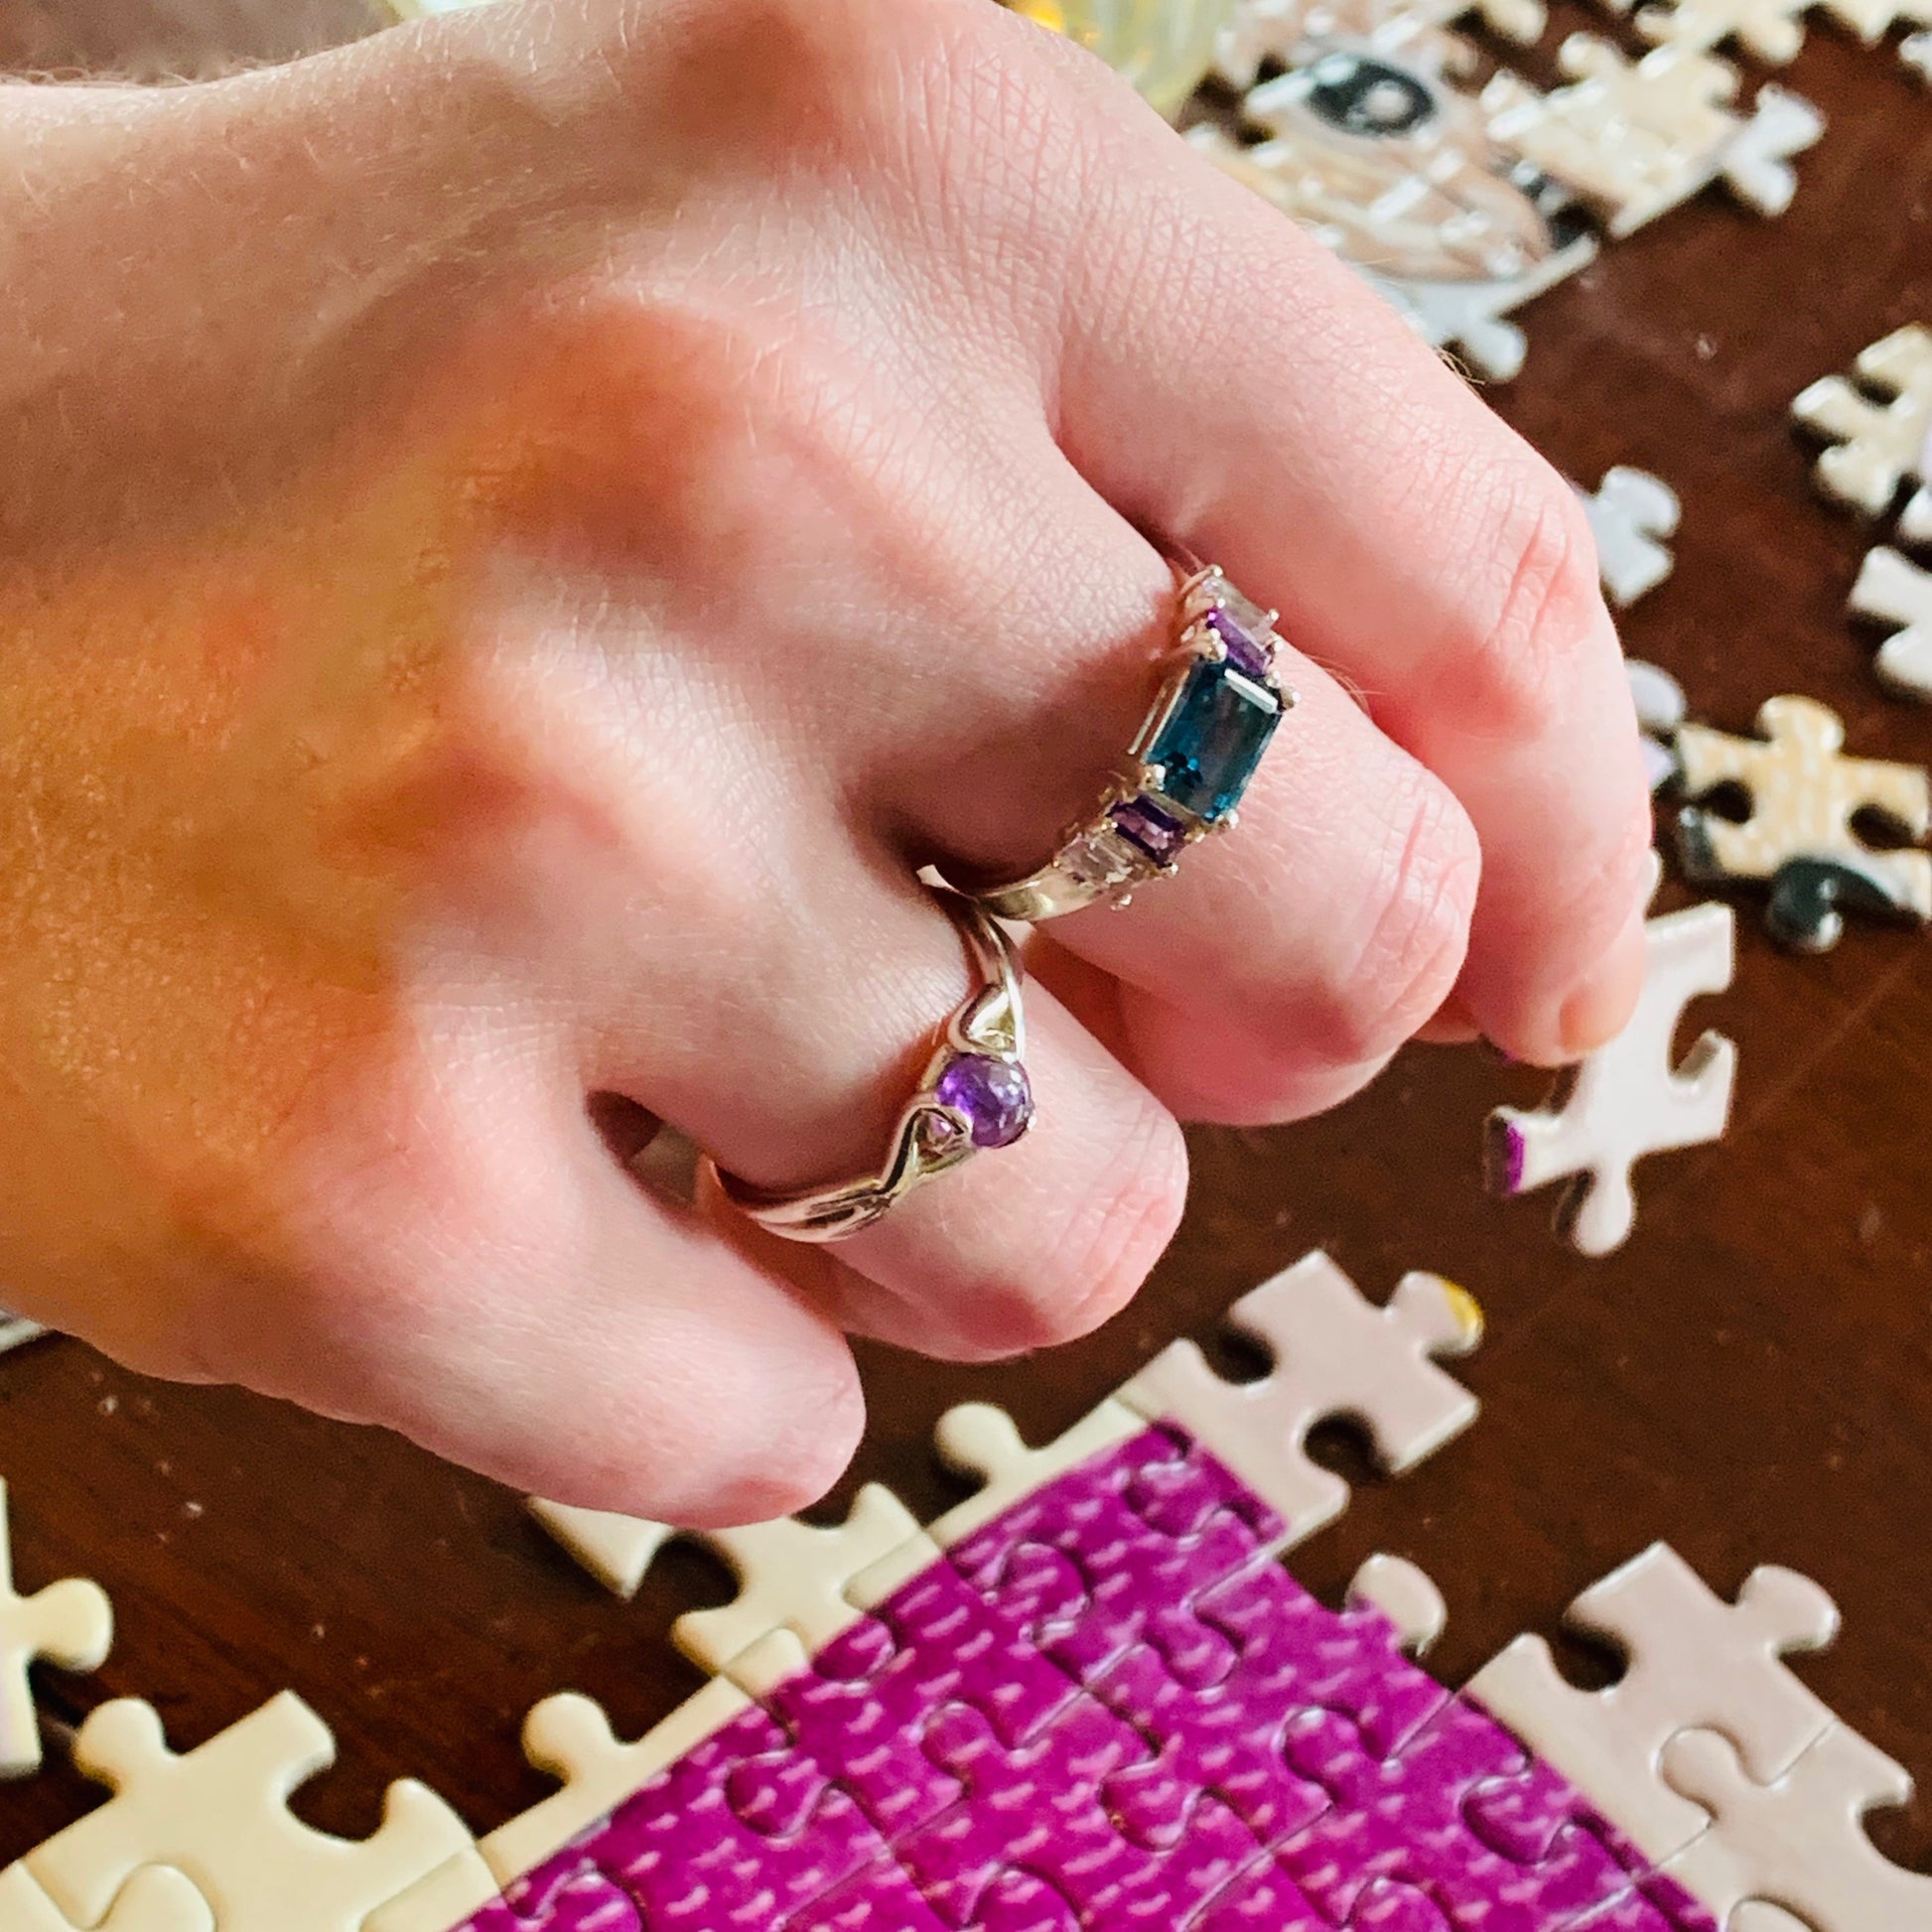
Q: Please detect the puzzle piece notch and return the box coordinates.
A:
[1467,1543,1838,1864]
[0,1863,215,1932]
[1483,38,1823,236]
[0,1479,113,1777]
[1117,1251,1482,1551]
[1486,858,1735,1256]
[1664,1723,1932,1929]
[1792,324,1932,528]
[1675,694,1932,948]
[1579,468,1682,607]
[25,1693,474,1932]
[1850,545,1932,701]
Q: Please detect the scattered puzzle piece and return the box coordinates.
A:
[1483,39,1824,235]
[1906,27,1932,74]
[1664,1723,1932,1929]
[1630,0,1815,63]
[1212,0,1545,92]
[1580,468,1682,607]
[25,1693,473,1932]
[0,1312,44,1355]
[1630,660,1689,792]
[1466,1544,1838,1863]
[1791,324,1932,533]
[1675,694,1932,948]
[0,1478,112,1777]
[1366,239,1599,383]
[524,1502,669,1600]
[1485,858,1735,1256]
[0,1863,214,1932]
[1849,545,1932,700]
[1117,1253,1482,1549]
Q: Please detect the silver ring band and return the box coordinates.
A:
[703,892,1032,1242]
[966,546,1296,922]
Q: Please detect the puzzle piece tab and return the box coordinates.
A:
[1486,862,1735,1256]
[1792,325,1932,534]
[1664,1723,1932,1930]
[1675,694,1932,947]
[24,1694,473,1932]
[1466,1544,1838,1863]
[1117,1253,1482,1550]
[1482,38,1823,235]
[1579,468,1682,608]
[0,1479,113,1776]
[1850,545,1932,701]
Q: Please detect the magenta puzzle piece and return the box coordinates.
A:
[458,1424,1725,1932]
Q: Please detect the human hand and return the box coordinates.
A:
[0,0,1649,1522]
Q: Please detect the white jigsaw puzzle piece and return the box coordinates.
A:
[0,1480,113,1777]
[1629,659,1688,791]
[1792,325,1932,526]
[479,1677,752,1886]
[528,1482,928,1673]
[0,1313,45,1355]
[1664,1723,1932,1930]
[1117,1251,1482,1550]
[526,1499,672,1599]
[926,1399,1145,1548]
[1467,1543,1838,1863]
[1850,545,1932,701]
[1364,237,1597,384]
[1579,467,1682,607]
[25,1693,473,1932]
[0,1863,214,1932]
[1486,860,1735,1256]
[1906,30,1932,79]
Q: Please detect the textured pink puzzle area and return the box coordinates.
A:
[464,1428,1720,1931]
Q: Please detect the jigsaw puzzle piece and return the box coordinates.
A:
[1466,1544,1837,1865]
[1663,1723,1932,1930]
[1906,28,1932,76]
[1630,0,1814,64]
[24,1694,472,1932]
[1118,1252,1482,1551]
[1578,469,1682,608]
[779,1853,951,1932]
[0,1312,45,1355]
[0,1863,214,1932]
[926,1401,1147,1549]
[1486,862,1735,1257]
[1277,1695,1660,1932]
[1849,545,1932,701]
[0,1480,113,1777]
[1675,695,1932,948]
[1629,661,1689,793]
[896,1696,1268,1929]
[1792,324,1932,530]
[941,1419,1275,1690]
[524,1502,670,1599]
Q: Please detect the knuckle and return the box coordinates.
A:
[1324,775,1481,1067]
[1446,465,1606,742]
[965,1101,1187,1357]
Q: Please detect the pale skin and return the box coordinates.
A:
[0,0,1651,1525]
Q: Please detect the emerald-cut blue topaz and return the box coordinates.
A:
[1146,658,1284,822]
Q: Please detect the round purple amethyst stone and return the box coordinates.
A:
[934,1053,1035,1149]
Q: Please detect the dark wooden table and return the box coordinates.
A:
[2,0,1929,1888]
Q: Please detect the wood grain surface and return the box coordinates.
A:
[1,0,1928,1888]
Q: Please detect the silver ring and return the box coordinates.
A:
[703,891,1032,1242]
[965,547,1296,922]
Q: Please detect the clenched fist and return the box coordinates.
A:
[0,0,1649,1522]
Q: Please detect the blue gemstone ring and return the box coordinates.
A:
[968,549,1296,921]
[703,891,1033,1242]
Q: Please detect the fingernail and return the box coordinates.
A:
[1557,890,1651,1059]
[1415,993,1481,1046]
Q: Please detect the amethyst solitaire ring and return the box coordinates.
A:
[968,549,1296,921]
[705,891,1032,1242]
